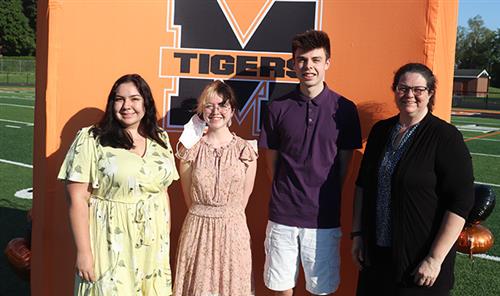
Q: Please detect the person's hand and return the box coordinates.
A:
[412,256,441,287]
[75,251,95,282]
[351,236,365,270]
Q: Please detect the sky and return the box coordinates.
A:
[458,0,500,30]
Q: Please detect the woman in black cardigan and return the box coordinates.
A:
[351,63,474,296]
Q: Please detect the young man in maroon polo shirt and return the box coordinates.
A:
[259,30,362,296]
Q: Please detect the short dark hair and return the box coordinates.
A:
[91,73,167,149]
[292,30,331,59]
[196,80,238,114]
[392,63,437,112]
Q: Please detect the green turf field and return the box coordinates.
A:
[0,87,499,295]
[0,87,33,295]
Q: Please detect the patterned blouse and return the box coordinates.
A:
[376,122,419,247]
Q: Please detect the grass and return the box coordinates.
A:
[0,88,34,295]
[489,86,500,98]
[0,163,33,211]
[0,87,499,295]
[0,72,36,86]
[482,189,500,255]
[454,255,500,295]
[452,116,500,260]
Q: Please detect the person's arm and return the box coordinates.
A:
[263,148,278,181]
[351,185,365,269]
[65,181,95,282]
[243,159,258,200]
[412,211,465,287]
[337,149,354,187]
[413,123,474,287]
[178,160,193,208]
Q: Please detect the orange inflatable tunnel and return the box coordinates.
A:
[33,0,459,295]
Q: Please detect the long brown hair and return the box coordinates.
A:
[91,74,168,149]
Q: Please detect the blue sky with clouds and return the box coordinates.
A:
[458,0,500,30]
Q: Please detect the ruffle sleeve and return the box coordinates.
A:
[239,139,258,167]
[175,141,199,163]
[159,130,180,182]
[57,127,96,183]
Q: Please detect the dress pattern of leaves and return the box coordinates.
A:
[58,127,179,296]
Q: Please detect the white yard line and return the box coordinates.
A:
[474,254,500,262]
[475,181,500,188]
[453,120,500,127]
[0,118,33,126]
[457,125,499,133]
[0,158,33,168]
[0,103,34,109]
[5,125,21,129]
[0,95,35,101]
[458,128,490,133]
[471,152,500,158]
[458,252,500,263]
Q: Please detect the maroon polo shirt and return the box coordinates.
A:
[259,85,362,228]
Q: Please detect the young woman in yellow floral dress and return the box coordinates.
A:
[58,74,179,295]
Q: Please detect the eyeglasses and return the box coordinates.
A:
[395,85,429,96]
[204,103,232,113]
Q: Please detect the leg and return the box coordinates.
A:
[300,227,342,296]
[264,221,300,294]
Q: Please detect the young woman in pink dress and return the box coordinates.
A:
[173,80,258,296]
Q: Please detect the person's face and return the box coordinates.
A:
[113,82,145,130]
[293,47,330,89]
[394,72,434,118]
[202,94,233,130]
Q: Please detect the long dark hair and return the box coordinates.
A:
[90,74,168,149]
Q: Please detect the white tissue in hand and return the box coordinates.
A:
[179,114,206,149]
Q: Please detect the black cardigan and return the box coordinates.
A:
[356,112,474,288]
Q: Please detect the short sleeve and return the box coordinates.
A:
[435,125,474,219]
[159,130,179,182]
[336,98,362,150]
[258,103,279,150]
[175,142,197,163]
[240,139,258,167]
[57,127,96,183]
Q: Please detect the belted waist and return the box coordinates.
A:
[90,193,162,204]
[91,194,164,247]
[189,204,244,218]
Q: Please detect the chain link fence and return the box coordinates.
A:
[0,58,36,86]
[452,93,500,110]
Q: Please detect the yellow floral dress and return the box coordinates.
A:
[58,127,179,296]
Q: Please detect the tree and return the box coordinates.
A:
[455,16,500,87]
[0,0,35,56]
[22,0,36,34]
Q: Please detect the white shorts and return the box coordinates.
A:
[263,221,342,295]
